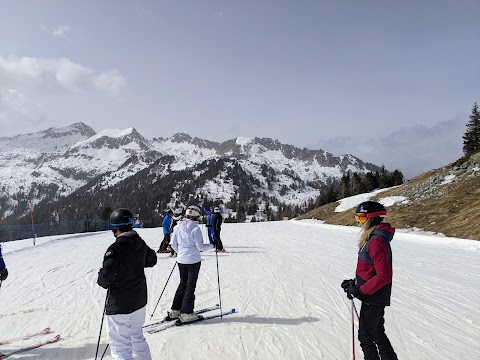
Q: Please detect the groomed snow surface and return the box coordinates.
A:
[1,220,479,359]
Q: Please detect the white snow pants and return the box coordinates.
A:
[106,306,152,360]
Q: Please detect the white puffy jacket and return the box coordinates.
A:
[171,218,214,264]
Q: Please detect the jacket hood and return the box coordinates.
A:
[178,218,199,231]
[116,230,143,250]
[371,223,395,242]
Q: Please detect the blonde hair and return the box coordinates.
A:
[358,219,379,249]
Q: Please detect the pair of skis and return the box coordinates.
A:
[0,306,235,357]
[145,304,236,334]
[0,328,61,359]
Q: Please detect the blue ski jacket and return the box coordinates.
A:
[207,213,214,227]
[162,215,172,235]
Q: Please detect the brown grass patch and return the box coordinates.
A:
[298,173,480,241]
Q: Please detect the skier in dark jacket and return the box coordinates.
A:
[0,243,8,282]
[341,201,398,360]
[212,206,225,252]
[97,208,157,360]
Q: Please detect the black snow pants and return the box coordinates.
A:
[159,233,171,251]
[214,231,224,251]
[358,303,398,360]
[171,262,201,314]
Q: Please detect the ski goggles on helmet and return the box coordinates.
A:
[355,213,368,224]
[355,210,387,224]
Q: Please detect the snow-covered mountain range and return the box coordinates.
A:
[0,123,381,223]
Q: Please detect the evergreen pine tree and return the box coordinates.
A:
[101,207,113,220]
[463,102,480,155]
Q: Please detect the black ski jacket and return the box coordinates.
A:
[213,213,222,235]
[97,230,157,315]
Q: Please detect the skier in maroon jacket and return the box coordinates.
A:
[341,201,398,360]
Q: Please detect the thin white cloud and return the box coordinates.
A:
[0,55,126,95]
[0,88,46,134]
[52,25,71,38]
[310,117,466,179]
[93,69,127,96]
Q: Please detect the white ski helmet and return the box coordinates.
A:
[172,208,183,221]
[185,205,201,219]
[214,206,221,213]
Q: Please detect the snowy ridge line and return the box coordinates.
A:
[147,308,236,334]
[0,335,61,359]
[0,328,52,346]
[143,304,220,329]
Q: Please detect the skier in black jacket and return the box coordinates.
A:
[97,208,157,360]
[212,206,225,252]
[0,243,8,282]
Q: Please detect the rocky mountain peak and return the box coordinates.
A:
[170,132,192,143]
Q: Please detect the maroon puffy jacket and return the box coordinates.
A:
[355,223,395,306]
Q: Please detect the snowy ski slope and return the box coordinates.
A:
[0,220,479,359]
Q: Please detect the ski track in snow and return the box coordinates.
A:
[0,221,479,359]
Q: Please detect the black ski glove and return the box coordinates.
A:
[345,284,362,300]
[341,279,355,291]
[0,268,8,281]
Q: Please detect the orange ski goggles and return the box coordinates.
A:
[355,213,368,224]
[355,210,387,224]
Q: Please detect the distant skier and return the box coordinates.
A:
[0,243,8,282]
[206,207,215,244]
[158,209,173,253]
[212,206,225,252]
[166,205,214,324]
[97,208,157,360]
[341,201,398,360]
[167,208,184,257]
[170,208,183,231]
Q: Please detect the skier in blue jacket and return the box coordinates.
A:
[0,244,8,281]
[206,207,215,244]
[158,209,173,253]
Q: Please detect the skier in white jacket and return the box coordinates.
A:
[167,205,214,323]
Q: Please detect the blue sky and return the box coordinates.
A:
[0,1,478,178]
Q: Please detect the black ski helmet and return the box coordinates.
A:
[110,208,135,232]
[355,201,386,216]
[355,201,386,225]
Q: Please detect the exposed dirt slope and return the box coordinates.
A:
[298,152,480,240]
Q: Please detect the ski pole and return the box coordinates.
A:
[150,262,177,320]
[100,343,109,360]
[95,289,109,360]
[352,300,359,320]
[215,246,223,318]
[351,299,356,360]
